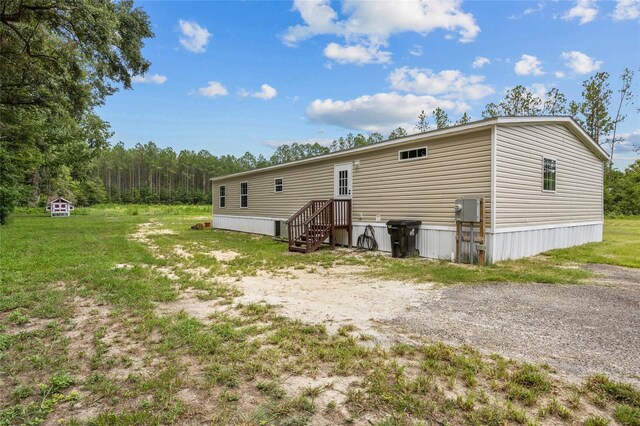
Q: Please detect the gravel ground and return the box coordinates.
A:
[391,263,640,385]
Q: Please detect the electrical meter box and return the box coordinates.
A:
[455,198,481,222]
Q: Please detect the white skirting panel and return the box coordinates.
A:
[213,214,281,236]
[318,223,458,260]
[490,222,603,262]
[213,216,457,260]
[213,215,603,264]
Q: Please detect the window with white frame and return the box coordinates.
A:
[543,158,557,192]
[274,177,283,193]
[219,186,226,208]
[240,182,248,207]
[399,147,428,161]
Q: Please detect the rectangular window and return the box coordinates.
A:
[338,170,348,196]
[274,177,283,193]
[543,158,557,192]
[399,147,428,161]
[240,182,248,208]
[219,186,226,208]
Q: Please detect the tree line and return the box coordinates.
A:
[0,2,638,223]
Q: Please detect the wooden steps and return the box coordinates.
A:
[286,199,352,254]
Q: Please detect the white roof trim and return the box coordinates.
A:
[211,116,608,181]
[49,197,73,204]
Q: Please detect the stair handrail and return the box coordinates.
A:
[303,199,334,252]
[304,199,333,226]
[286,199,315,225]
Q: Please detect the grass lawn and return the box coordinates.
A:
[546,217,640,268]
[0,206,638,425]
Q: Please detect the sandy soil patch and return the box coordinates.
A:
[66,296,157,380]
[205,249,240,262]
[66,295,112,360]
[182,266,211,278]
[3,317,54,336]
[114,263,133,269]
[154,287,237,322]
[173,245,193,259]
[42,296,165,424]
[282,375,362,425]
[129,221,176,258]
[237,265,431,346]
[153,265,180,280]
[114,262,180,281]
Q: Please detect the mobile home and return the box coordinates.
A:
[211,117,607,263]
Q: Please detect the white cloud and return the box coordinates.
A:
[612,130,640,167]
[283,0,480,64]
[252,84,278,100]
[562,0,598,24]
[509,2,545,19]
[616,129,640,152]
[132,73,167,84]
[388,67,494,101]
[529,83,548,100]
[524,2,545,15]
[561,51,602,74]
[409,44,423,57]
[282,0,340,46]
[616,130,640,151]
[613,0,640,20]
[472,56,490,69]
[197,81,228,97]
[323,42,391,64]
[342,0,480,42]
[240,84,278,100]
[306,92,465,132]
[555,70,566,78]
[178,19,211,53]
[514,54,544,76]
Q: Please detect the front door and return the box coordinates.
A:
[333,163,352,199]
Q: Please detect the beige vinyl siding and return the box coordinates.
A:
[351,129,491,227]
[213,129,492,227]
[495,123,604,228]
[213,162,334,219]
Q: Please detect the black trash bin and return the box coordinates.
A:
[386,220,422,258]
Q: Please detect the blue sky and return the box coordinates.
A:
[99,0,640,168]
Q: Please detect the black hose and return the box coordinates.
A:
[356,225,378,251]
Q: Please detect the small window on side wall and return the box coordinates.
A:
[274,178,283,193]
[240,182,248,208]
[543,158,557,192]
[219,186,226,208]
[399,147,428,161]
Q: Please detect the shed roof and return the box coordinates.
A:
[210,116,608,182]
[48,196,73,204]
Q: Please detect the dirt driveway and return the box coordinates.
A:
[238,262,640,385]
